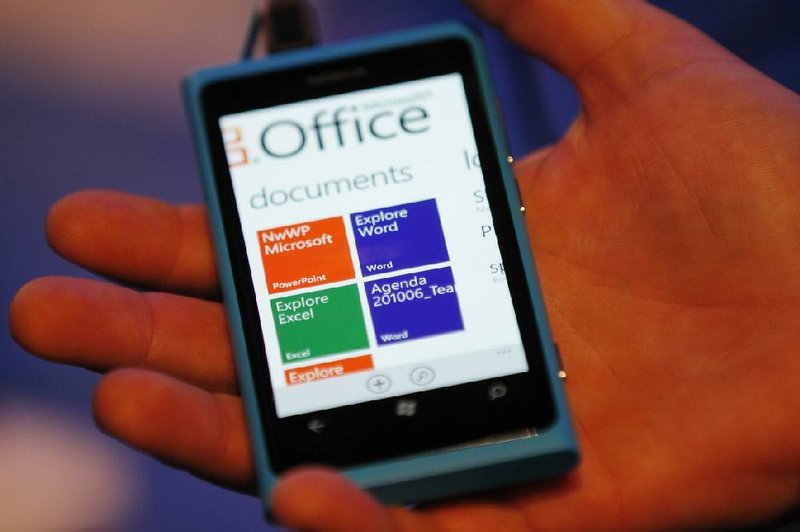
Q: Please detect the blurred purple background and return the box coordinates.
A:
[2,0,798,529]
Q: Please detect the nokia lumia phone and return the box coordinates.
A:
[183,22,578,512]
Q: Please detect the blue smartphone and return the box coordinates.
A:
[183,22,578,513]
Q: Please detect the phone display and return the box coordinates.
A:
[220,72,528,418]
[185,24,577,505]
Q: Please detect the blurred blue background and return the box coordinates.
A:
[1,0,798,529]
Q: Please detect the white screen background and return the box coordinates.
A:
[221,74,529,417]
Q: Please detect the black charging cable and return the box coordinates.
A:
[240,0,318,60]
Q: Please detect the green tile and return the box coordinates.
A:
[272,284,369,363]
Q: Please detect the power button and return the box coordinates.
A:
[513,177,526,213]
[554,343,567,380]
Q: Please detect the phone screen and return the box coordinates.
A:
[219,72,529,418]
[200,38,557,468]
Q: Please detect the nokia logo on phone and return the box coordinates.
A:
[260,105,430,159]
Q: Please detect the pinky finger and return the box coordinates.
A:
[93,368,254,492]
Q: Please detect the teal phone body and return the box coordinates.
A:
[183,22,578,514]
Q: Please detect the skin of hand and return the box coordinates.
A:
[8,0,800,530]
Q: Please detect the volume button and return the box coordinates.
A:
[495,98,511,146]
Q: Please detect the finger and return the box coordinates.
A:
[272,469,538,532]
[47,190,219,297]
[93,368,253,491]
[10,276,237,393]
[466,0,734,111]
[272,468,413,531]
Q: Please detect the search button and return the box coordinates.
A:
[410,366,435,386]
[488,382,507,401]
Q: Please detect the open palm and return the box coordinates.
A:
[10,1,800,530]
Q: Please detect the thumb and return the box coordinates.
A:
[271,467,401,531]
[467,0,736,114]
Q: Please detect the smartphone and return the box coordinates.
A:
[183,22,578,511]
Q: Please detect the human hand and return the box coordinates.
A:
[10,0,800,530]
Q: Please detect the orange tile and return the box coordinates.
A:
[285,354,374,385]
[258,216,354,294]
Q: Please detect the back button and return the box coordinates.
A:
[307,418,326,434]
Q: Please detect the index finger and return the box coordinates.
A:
[47,190,219,297]
[467,0,735,113]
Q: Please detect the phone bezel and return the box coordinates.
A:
[199,37,557,471]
